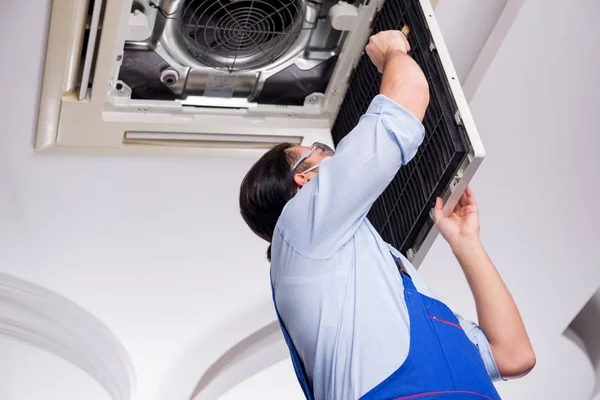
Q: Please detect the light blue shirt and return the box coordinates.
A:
[271,95,501,400]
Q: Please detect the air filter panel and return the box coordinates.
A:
[331,0,484,263]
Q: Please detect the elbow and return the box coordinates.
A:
[391,77,430,122]
[496,347,536,379]
[402,64,430,111]
[382,56,430,120]
[409,79,430,117]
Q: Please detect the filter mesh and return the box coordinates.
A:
[331,0,470,255]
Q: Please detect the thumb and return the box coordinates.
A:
[433,197,444,226]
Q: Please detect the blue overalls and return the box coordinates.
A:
[272,271,502,400]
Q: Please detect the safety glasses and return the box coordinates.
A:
[290,142,335,173]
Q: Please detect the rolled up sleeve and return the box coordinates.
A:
[457,316,504,381]
[279,94,425,258]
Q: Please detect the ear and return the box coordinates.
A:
[293,173,310,188]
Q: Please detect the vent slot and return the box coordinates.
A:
[78,0,105,100]
[331,0,469,255]
[124,132,302,149]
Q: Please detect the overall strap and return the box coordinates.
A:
[393,253,417,291]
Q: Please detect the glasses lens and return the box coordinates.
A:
[291,143,335,172]
[314,142,335,156]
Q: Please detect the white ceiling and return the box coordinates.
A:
[0,0,599,399]
[0,337,110,400]
[435,0,509,83]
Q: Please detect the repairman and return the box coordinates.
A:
[239,30,535,400]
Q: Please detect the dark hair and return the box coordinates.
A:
[239,143,305,261]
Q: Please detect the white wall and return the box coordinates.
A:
[418,0,600,399]
[1,0,599,399]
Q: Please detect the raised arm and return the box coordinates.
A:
[279,31,430,258]
[434,187,536,378]
[366,30,430,120]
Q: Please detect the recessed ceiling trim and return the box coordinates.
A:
[0,272,135,400]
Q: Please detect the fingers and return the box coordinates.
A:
[371,30,410,54]
[365,45,374,64]
[434,189,477,225]
[433,197,444,225]
[365,30,411,73]
[400,31,411,52]
[365,36,384,73]
[452,200,462,215]
[459,186,476,208]
[459,192,468,207]
[461,205,478,215]
[456,186,477,208]
[465,186,477,207]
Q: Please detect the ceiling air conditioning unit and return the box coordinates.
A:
[37,0,374,156]
[36,0,483,264]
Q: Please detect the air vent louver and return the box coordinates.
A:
[331,0,470,255]
[78,0,105,100]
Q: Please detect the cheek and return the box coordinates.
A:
[319,155,333,165]
[303,154,320,166]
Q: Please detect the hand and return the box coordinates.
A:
[433,186,480,249]
[365,30,411,73]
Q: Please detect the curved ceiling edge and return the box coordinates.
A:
[191,321,288,400]
[157,300,281,400]
[0,272,135,400]
[566,286,600,399]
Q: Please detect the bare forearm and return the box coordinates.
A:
[380,50,430,121]
[452,238,535,377]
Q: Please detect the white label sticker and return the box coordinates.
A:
[204,72,237,98]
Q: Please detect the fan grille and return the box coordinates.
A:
[181,0,305,72]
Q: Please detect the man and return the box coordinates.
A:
[239,30,535,400]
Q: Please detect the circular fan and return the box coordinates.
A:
[180,0,305,72]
